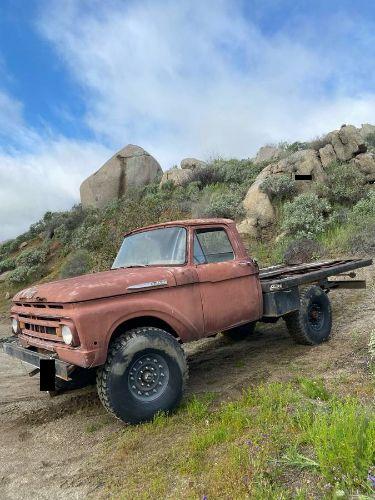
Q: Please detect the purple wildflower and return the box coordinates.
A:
[368,474,375,489]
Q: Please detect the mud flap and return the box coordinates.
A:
[40,359,56,391]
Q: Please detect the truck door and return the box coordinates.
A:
[193,226,260,334]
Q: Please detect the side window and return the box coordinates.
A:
[193,228,234,264]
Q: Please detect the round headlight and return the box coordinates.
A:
[61,325,73,345]
[12,318,18,334]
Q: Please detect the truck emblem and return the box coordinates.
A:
[127,280,168,290]
[270,283,282,291]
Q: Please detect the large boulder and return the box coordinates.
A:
[360,123,375,141]
[160,168,193,186]
[240,149,325,238]
[327,125,366,162]
[254,145,282,165]
[180,158,206,170]
[350,153,375,183]
[319,144,337,168]
[80,145,162,209]
[239,168,276,238]
[268,149,325,183]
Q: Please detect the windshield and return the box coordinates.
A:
[112,226,187,269]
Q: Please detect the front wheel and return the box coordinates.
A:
[284,285,332,345]
[96,327,188,424]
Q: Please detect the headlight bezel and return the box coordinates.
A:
[11,317,19,334]
[61,325,74,345]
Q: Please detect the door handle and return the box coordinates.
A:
[239,261,252,266]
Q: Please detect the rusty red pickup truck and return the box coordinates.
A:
[3,218,372,423]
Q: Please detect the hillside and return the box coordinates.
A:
[0,123,375,315]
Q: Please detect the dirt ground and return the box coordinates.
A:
[0,266,374,499]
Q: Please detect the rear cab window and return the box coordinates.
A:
[193,227,235,264]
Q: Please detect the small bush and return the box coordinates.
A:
[345,223,375,255]
[348,190,375,225]
[283,238,323,265]
[60,250,92,278]
[260,175,297,202]
[282,193,332,239]
[308,134,331,151]
[317,161,367,206]
[16,248,47,267]
[364,132,375,149]
[0,257,16,273]
[201,192,244,219]
[7,265,40,284]
[186,165,223,187]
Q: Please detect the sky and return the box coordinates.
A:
[1,0,375,241]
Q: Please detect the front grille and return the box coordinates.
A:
[24,323,57,336]
[17,310,63,342]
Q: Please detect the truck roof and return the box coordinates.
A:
[125,218,235,235]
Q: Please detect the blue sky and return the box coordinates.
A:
[1,0,375,240]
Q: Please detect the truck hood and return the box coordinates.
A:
[13,267,176,304]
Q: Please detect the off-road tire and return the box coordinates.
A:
[54,367,96,392]
[223,321,256,341]
[284,285,332,345]
[96,327,188,424]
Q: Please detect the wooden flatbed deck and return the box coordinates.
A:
[259,258,373,293]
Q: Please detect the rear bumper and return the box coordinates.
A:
[3,341,73,380]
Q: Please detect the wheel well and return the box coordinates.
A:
[109,316,180,344]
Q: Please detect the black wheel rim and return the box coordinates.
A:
[308,303,324,331]
[128,353,170,402]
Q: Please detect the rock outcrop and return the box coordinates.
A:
[254,145,281,165]
[327,125,366,162]
[160,168,192,186]
[350,153,375,183]
[240,124,372,239]
[180,158,206,170]
[80,145,162,209]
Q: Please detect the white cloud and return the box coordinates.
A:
[2,0,375,240]
[0,123,110,240]
[38,0,375,167]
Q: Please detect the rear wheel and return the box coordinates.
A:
[97,327,188,424]
[284,285,332,345]
[223,321,256,341]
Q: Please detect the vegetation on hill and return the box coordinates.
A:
[0,140,374,304]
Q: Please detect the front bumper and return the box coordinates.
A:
[3,341,73,380]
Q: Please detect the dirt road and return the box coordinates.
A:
[1,266,374,499]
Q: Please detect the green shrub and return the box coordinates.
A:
[283,238,323,265]
[348,190,375,225]
[364,132,375,149]
[70,223,106,251]
[60,250,92,278]
[204,192,244,219]
[260,175,297,202]
[0,256,16,273]
[308,134,331,151]
[7,265,40,284]
[282,193,332,238]
[317,161,367,205]
[16,248,47,267]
